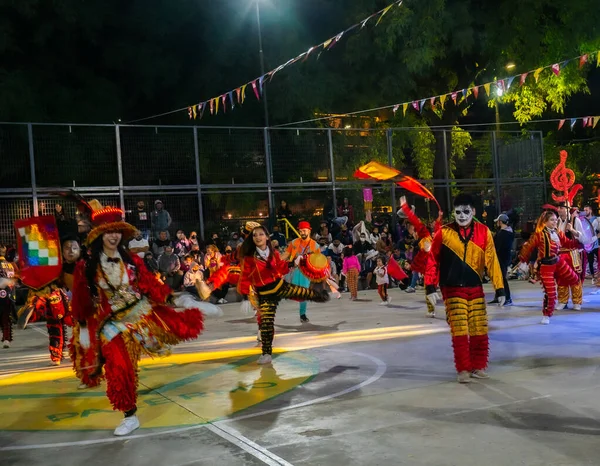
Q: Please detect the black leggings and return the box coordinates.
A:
[257,280,328,355]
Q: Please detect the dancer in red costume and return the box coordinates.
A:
[518,209,583,325]
[70,200,222,436]
[425,194,505,384]
[239,225,329,365]
[399,196,442,317]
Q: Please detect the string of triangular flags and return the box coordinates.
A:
[390,51,600,119]
[185,0,403,120]
[557,115,600,130]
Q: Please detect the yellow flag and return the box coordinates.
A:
[241,84,247,103]
[192,106,197,119]
[376,5,394,26]
[597,52,600,67]
[323,38,333,49]
[483,83,491,97]
[533,68,543,82]
[440,94,447,108]
[355,161,400,181]
[214,97,220,114]
[594,116,599,129]
[402,103,408,116]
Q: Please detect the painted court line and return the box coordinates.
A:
[205,423,294,466]
[0,349,385,452]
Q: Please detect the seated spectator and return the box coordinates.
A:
[174,230,191,258]
[129,230,150,258]
[183,262,205,296]
[204,245,222,277]
[315,221,332,244]
[270,225,287,249]
[144,252,162,282]
[353,232,373,262]
[360,250,378,289]
[152,230,171,257]
[157,245,183,290]
[181,254,195,274]
[190,243,203,265]
[208,232,224,253]
[370,226,381,246]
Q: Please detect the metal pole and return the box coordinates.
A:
[442,130,452,214]
[256,1,270,128]
[387,129,397,230]
[327,129,337,217]
[264,127,274,225]
[27,124,39,216]
[491,131,502,216]
[538,131,547,202]
[193,127,205,240]
[115,125,126,213]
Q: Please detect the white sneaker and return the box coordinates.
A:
[257,354,272,365]
[217,298,228,304]
[2,340,9,348]
[426,311,435,318]
[386,297,392,305]
[556,303,567,311]
[540,316,550,325]
[573,304,582,311]
[114,415,140,436]
[78,383,90,390]
[378,301,387,306]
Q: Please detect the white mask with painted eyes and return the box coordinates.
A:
[454,205,474,227]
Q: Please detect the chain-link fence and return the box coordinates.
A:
[0,123,545,243]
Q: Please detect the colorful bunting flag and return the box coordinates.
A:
[241,84,247,103]
[259,75,265,95]
[402,103,408,116]
[252,80,260,100]
[451,92,458,104]
[228,92,234,110]
[506,76,516,89]
[187,107,193,119]
[461,89,467,99]
[582,117,589,127]
[483,83,491,97]
[533,68,543,82]
[473,87,479,99]
[419,99,426,113]
[214,97,220,114]
[392,104,399,113]
[558,119,565,130]
[593,117,599,129]
[597,52,600,67]
[496,80,505,93]
[519,73,528,86]
[198,103,205,119]
[221,95,227,113]
[430,96,436,107]
[579,54,588,68]
[376,4,394,26]
[209,99,214,115]
[192,105,197,119]
[570,118,577,130]
[551,63,560,76]
[411,101,419,111]
[440,94,447,108]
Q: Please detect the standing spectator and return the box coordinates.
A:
[152,230,171,257]
[582,205,598,279]
[130,201,151,239]
[227,232,241,250]
[269,225,287,249]
[174,230,191,258]
[277,200,292,221]
[342,246,361,301]
[490,214,514,306]
[128,230,150,259]
[151,200,172,239]
[337,198,355,226]
[157,245,183,290]
[353,232,373,262]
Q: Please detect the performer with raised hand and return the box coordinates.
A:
[518,208,583,324]
[70,199,222,436]
[239,225,329,365]
[425,194,505,384]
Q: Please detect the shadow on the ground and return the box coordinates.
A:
[274,321,347,333]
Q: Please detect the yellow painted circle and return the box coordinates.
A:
[0,350,318,431]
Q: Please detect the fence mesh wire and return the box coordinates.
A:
[0,124,546,242]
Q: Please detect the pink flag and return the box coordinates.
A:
[558,119,565,130]
[579,54,588,68]
[551,63,560,76]
[411,101,419,111]
[519,73,528,86]
[252,80,260,100]
[583,117,589,127]
[430,96,436,106]
[235,87,241,103]
[472,87,479,99]
[451,92,457,104]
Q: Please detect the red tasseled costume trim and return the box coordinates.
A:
[151,304,204,341]
[470,334,489,371]
[451,335,471,373]
[102,336,137,412]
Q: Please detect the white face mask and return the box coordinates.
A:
[454,205,474,227]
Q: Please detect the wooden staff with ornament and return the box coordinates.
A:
[550,150,582,219]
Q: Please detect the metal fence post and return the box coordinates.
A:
[27,124,39,216]
[193,127,205,240]
[264,127,274,225]
[387,129,396,230]
[327,129,337,215]
[115,125,126,213]
[442,130,452,214]
[491,131,502,215]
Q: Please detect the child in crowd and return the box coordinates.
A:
[183,262,205,296]
[374,256,391,305]
[342,246,361,301]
